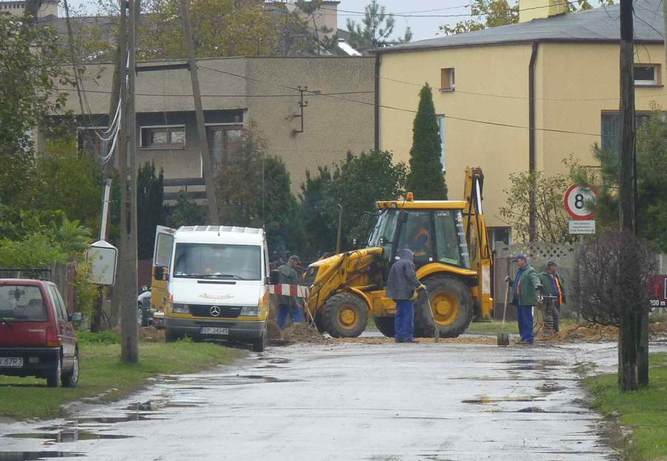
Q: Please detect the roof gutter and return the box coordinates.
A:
[528,41,538,242]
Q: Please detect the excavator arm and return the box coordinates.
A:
[462,167,494,320]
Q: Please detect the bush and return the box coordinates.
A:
[574,231,655,326]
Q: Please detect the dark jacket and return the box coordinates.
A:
[512,265,542,306]
[386,249,421,301]
[539,271,566,304]
[277,263,299,306]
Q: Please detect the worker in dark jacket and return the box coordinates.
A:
[509,254,543,345]
[539,261,566,334]
[386,248,423,343]
[276,255,303,329]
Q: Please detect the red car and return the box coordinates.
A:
[0,279,79,387]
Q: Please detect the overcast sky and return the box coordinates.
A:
[338,0,469,40]
[66,0,468,41]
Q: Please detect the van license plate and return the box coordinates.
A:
[0,357,23,368]
[200,327,229,336]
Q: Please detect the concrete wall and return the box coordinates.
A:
[378,41,667,230]
[246,56,375,190]
[61,56,374,194]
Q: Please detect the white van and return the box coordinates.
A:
[151,225,269,352]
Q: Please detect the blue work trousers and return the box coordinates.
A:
[277,303,304,329]
[517,305,534,343]
[394,299,415,342]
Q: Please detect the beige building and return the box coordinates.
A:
[62,56,374,200]
[375,0,665,243]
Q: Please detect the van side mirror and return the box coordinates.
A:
[70,312,83,323]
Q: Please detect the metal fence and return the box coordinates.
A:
[492,242,578,320]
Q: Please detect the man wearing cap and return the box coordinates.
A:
[539,261,566,334]
[276,255,304,329]
[510,254,543,344]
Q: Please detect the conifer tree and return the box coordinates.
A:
[406,84,447,199]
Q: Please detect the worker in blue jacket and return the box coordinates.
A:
[386,248,424,343]
[508,254,543,345]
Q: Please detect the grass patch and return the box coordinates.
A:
[466,320,519,335]
[584,353,667,461]
[0,339,241,420]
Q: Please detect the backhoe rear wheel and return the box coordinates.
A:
[373,316,395,338]
[322,292,368,338]
[414,276,473,338]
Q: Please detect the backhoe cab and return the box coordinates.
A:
[305,167,493,339]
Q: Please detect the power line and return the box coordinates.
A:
[189,61,603,137]
[55,87,374,98]
[380,75,667,102]
[67,61,603,138]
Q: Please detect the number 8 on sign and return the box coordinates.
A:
[564,185,596,220]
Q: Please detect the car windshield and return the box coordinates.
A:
[173,243,262,281]
[0,285,47,322]
[368,209,398,247]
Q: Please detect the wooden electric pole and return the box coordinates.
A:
[119,0,139,363]
[618,0,645,391]
[179,0,220,225]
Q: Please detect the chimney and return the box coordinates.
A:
[519,0,567,22]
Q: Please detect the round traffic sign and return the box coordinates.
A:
[564,185,596,220]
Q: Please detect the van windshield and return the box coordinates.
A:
[173,244,262,281]
[0,285,47,322]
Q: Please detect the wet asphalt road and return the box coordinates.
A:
[0,339,634,461]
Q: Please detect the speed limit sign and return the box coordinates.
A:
[564,185,596,220]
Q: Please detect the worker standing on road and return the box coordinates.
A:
[276,255,304,329]
[386,248,424,343]
[539,261,566,335]
[509,254,542,345]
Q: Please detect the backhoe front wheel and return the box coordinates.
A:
[322,292,368,338]
[414,276,473,338]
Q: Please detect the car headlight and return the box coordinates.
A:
[240,305,260,316]
[172,303,190,314]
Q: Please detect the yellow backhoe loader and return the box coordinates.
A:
[304,167,493,338]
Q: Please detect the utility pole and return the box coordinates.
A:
[118,0,139,363]
[618,0,643,391]
[179,0,220,224]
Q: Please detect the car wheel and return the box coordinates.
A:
[252,330,267,353]
[47,354,62,388]
[62,350,79,388]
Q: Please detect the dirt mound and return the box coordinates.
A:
[270,323,332,346]
[139,326,165,342]
[540,323,619,343]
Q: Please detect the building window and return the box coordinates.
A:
[140,125,186,148]
[440,68,455,92]
[206,125,244,164]
[436,114,446,171]
[634,64,660,86]
[601,112,652,155]
[488,227,511,250]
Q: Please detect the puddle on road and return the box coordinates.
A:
[256,357,290,364]
[5,430,131,443]
[505,359,566,367]
[537,382,567,393]
[462,396,544,405]
[0,452,85,461]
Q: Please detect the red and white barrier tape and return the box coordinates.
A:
[269,284,309,298]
